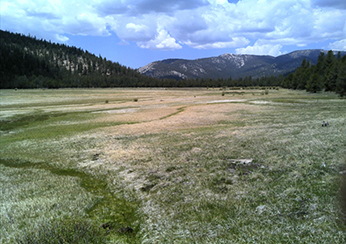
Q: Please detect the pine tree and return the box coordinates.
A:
[324,50,337,91]
[336,62,346,97]
[295,59,311,90]
[306,73,322,93]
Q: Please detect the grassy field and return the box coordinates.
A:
[1,88,345,243]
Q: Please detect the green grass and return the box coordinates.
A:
[0,163,95,243]
[0,110,138,143]
[17,218,109,244]
[159,106,186,120]
[1,88,345,243]
[0,158,141,243]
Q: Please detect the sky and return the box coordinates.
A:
[1,0,346,69]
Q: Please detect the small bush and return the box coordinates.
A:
[17,218,108,244]
[133,98,138,102]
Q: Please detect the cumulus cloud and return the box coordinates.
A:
[1,0,345,52]
[65,12,110,36]
[138,28,182,50]
[236,43,283,56]
[0,0,110,41]
[187,37,250,49]
[55,34,69,42]
[328,39,346,50]
[97,0,209,16]
[126,23,147,33]
[313,9,346,39]
[110,15,157,42]
[312,0,346,9]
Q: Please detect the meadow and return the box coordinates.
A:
[1,88,345,243]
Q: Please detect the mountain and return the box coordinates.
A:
[2,30,345,89]
[0,30,156,88]
[138,50,346,80]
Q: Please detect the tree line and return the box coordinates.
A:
[0,30,283,89]
[0,30,158,89]
[1,30,345,95]
[282,50,346,97]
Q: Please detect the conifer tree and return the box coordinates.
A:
[294,59,311,90]
[324,50,337,91]
[336,61,346,97]
[306,73,322,93]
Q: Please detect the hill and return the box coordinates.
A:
[0,30,157,88]
[138,50,346,80]
[1,30,345,92]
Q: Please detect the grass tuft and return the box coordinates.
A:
[16,218,108,244]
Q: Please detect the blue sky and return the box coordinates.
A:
[1,0,345,68]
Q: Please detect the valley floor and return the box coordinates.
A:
[1,88,345,243]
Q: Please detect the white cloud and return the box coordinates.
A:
[313,9,346,39]
[126,23,148,33]
[97,0,209,16]
[55,34,69,42]
[112,16,157,42]
[1,0,345,51]
[328,39,346,50]
[138,28,182,50]
[186,37,250,49]
[236,43,283,56]
[312,0,346,9]
[65,12,110,36]
[0,0,110,42]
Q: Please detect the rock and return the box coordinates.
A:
[118,226,133,233]
[100,222,114,230]
[92,153,100,161]
[229,158,254,165]
[322,121,329,127]
[191,147,202,153]
[256,205,266,214]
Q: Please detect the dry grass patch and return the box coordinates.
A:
[99,102,258,137]
[1,88,345,243]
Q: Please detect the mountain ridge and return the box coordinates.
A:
[0,30,157,88]
[138,49,346,80]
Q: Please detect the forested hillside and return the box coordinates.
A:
[282,50,346,97]
[1,30,345,95]
[0,30,158,88]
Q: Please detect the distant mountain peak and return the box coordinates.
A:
[138,49,346,80]
[219,53,235,58]
[286,49,323,58]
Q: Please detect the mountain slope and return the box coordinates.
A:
[138,50,346,80]
[0,30,155,88]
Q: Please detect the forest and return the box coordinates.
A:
[0,30,158,89]
[282,50,346,97]
[1,30,345,96]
